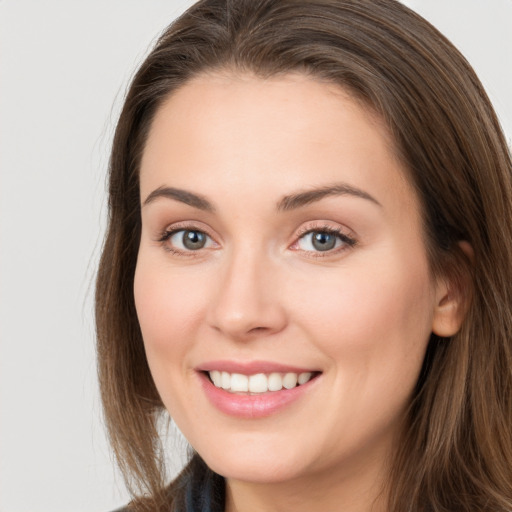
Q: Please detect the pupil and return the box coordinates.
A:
[312,232,336,251]
[183,230,206,250]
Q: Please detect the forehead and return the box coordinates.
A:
[139,72,416,218]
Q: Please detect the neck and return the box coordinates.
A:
[224,449,390,512]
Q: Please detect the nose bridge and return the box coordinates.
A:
[207,242,286,339]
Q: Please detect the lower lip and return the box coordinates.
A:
[198,372,319,419]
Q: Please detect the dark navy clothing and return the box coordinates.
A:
[184,463,224,512]
[112,457,225,512]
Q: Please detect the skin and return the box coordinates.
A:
[134,72,464,512]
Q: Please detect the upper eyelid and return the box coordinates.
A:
[292,221,357,249]
[297,225,343,236]
[159,221,217,238]
[162,228,218,248]
[294,228,356,245]
[294,221,356,238]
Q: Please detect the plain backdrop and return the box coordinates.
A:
[0,1,511,511]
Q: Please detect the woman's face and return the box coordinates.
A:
[135,73,453,488]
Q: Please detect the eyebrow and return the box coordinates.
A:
[277,183,381,211]
[142,186,215,212]
[142,182,381,212]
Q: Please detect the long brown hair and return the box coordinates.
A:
[96,1,512,510]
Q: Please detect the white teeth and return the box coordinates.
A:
[221,371,231,390]
[283,372,298,389]
[208,370,315,393]
[268,372,283,391]
[248,373,268,393]
[230,373,249,392]
[210,370,222,387]
[298,372,312,385]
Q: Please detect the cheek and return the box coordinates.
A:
[280,257,436,460]
[133,257,213,426]
[133,257,208,370]
[289,255,435,384]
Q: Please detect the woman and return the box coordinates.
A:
[96,0,512,510]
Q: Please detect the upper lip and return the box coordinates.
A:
[196,360,320,375]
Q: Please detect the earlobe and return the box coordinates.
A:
[431,241,473,338]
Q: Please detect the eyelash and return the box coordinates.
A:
[156,222,215,257]
[292,225,357,258]
[156,223,357,258]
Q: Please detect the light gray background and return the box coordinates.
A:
[0,1,511,511]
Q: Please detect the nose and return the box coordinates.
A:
[206,248,288,341]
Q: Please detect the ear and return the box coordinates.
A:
[431,241,473,337]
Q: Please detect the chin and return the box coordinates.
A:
[196,441,309,484]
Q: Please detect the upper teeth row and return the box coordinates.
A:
[208,371,313,393]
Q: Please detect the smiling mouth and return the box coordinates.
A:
[205,370,320,394]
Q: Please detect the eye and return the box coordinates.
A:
[295,228,356,253]
[163,229,214,251]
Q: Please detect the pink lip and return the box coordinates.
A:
[196,360,317,375]
[196,364,321,419]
